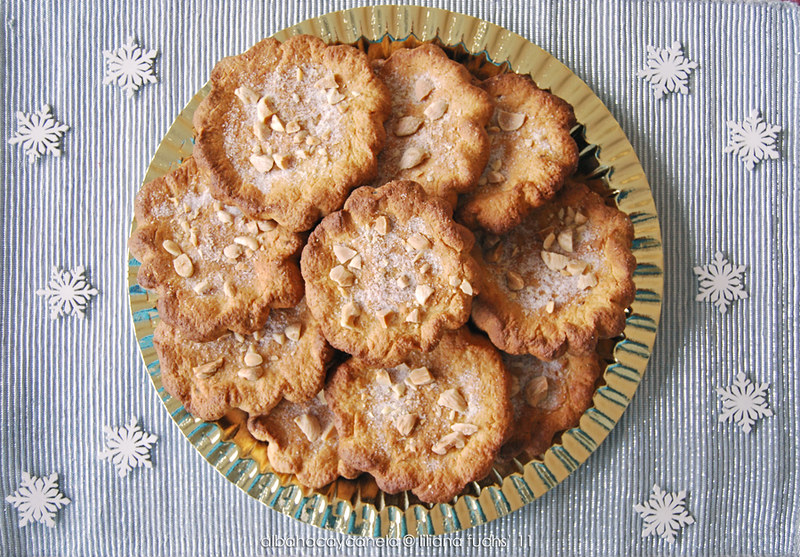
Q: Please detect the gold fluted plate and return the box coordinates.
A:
[127,5,663,537]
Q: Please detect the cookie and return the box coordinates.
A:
[301,180,480,366]
[155,298,331,421]
[129,157,304,341]
[327,329,511,504]
[471,180,636,360]
[500,352,602,461]
[370,44,492,200]
[247,391,359,489]
[456,73,578,234]
[193,34,391,232]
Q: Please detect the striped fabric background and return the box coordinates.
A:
[1,1,798,555]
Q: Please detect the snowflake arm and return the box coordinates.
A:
[36,265,99,320]
[637,42,698,99]
[8,104,70,163]
[634,484,694,543]
[693,251,747,314]
[99,416,158,477]
[723,109,781,170]
[717,373,773,433]
[103,36,158,98]
[5,472,70,528]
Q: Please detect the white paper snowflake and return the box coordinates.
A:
[99,416,158,477]
[637,42,698,99]
[36,265,99,320]
[723,109,781,170]
[717,373,772,433]
[634,484,694,543]
[693,251,747,314]
[103,35,158,97]
[8,104,70,163]
[5,472,70,528]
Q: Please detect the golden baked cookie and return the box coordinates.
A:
[193,34,391,232]
[456,73,578,234]
[500,351,602,461]
[247,390,359,489]
[301,180,480,366]
[370,44,492,200]
[129,157,304,341]
[155,299,331,421]
[471,180,636,360]
[327,330,511,504]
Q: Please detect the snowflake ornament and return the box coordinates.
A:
[99,416,158,477]
[103,36,158,97]
[638,42,698,99]
[5,472,70,528]
[634,485,694,543]
[36,265,99,320]
[8,104,70,163]
[717,373,772,433]
[693,251,747,314]
[724,109,781,170]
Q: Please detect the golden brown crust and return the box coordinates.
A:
[327,330,511,503]
[500,352,602,461]
[155,299,331,421]
[129,157,304,341]
[370,44,492,199]
[471,180,636,360]
[193,34,391,232]
[301,180,480,366]
[456,73,578,234]
[247,392,359,489]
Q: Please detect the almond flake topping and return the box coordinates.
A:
[414,78,434,101]
[543,232,556,251]
[193,358,224,379]
[395,116,423,137]
[327,89,346,105]
[396,275,411,288]
[233,236,259,251]
[333,245,357,264]
[377,308,393,329]
[284,323,302,342]
[162,239,181,256]
[424,99,448,121]
[558,229,574,252]
[405,308,421,324]
[487,171,505,184]
[460,280,474,296]
[273,153,291,170]
[216,210,234,225]
[237,367,263,381]
[431,432,466,455]
[375,215,390,235]
[574,211,588,225]
[340,301,360,329]
[407,366,433,386]
[243,346,263,367]
[497,109,526,131]
[577,272,598,290]
[314,75,338,89]
[294,413,322,442]
[438,388,467,413]
[249,154,274,173]
[348,254,362,270]
[545,300,555,314]
[541,250,571,271]
[408,232,431,251]
[329,265,355,287]
[192,279,210,295]
[272,332,286,345]
[415,284,435,305]
[375,369,392,386]
[396,413,417,436]
[525,376,549,407]
[234,86,259,104]
[223,244,242,260]
[506,271,525,291]
[399,147,427,170]
[451,423,478,436]
[269,114,285,133]
[173,253,194,278]
[256,96,274,121]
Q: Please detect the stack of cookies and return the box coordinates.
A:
[129,35,636,504]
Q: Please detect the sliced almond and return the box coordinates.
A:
[284,323,302,342]
[340,301,360,329]
[253,119,269,141]
[414,77,434,101]
[574,211,588,225]
[223,279,236,297]
[234,236,259,251]
[237,367,263,381]
[438,388,467,413]
[395,116,423,137]
[506,271,525,291]
[173,254,194,278]
[545,300,555,314]
[460,280,474,296]
[249,153,274,173]
[405,308,421,324]
[244,346,263,367]
[193,358,224,379]
[396,275,411,288]
[327,89,346,105]
[395,413,417,436]
[525,376,549,407]
[333,245,357,264]
[294,413,322,442]
[408,366,433,386]
[269,114,285,133]
[348,254,362,270]
[234,85,259,104]
[497,109,526,131]
[314,75,338,89]
[415,284,435,305]
[329,265,355,287]
[557,229,574,252]
[419,262,431,274]
[374,215,390,235]
[431,432,466,455]
[216,210,234,225]
[391,382,406,398]
[293,130,309,144]
[192,279,210,295]
[272,332,286,345]
[162,239,181,256]
[223,244,242,260]
[577,272,598,290]
[257,220,277,232]
[541,250,570,271]
[449,276,461,287]
[377,308,394,329]
[451,423,478,436]
[399,147,427,170]
[273,153,291,170]
[408,232,431,251]
[490,159,502,172]
[285,120,301,134]
[566,260,588,276]
[256,96,274,120]
[375,369,392,386]
[487,171,505,184]
[423,99,448,121]
[543,232,556,251]
[509,375,521,397]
